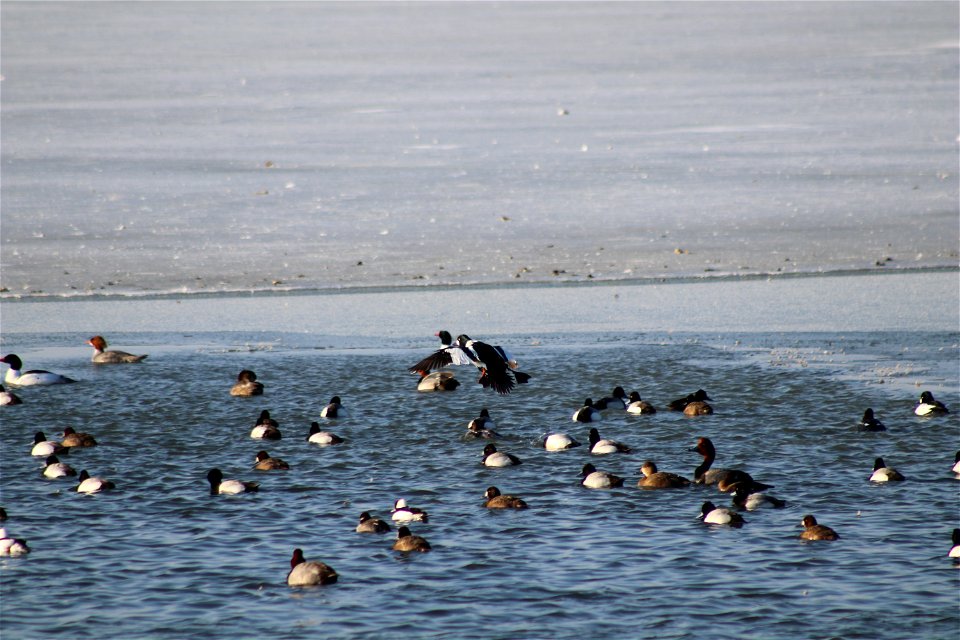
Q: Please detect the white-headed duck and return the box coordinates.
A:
[356,512,391,533]
[588,427,631,455]
[253,450,289,470]
[0,528,30,556]
[31,431,67,457]
[699,501,745,527]
[42,455,77,479]
[306,422,344,445]
[230,370,264,397]
[625,391,656,415]
[206,468,258,495]
[393,526,431,552]
[417,370,461,392]
[87,336,147,364]
[76,470,116,494]
[2,354,76,386]
[320,396,347,419]
[799,515,839,541]
[62,427,97,448]
[858,408,886,432]
[731,486,786,510]
[391,498,428,522]
[287,548,338,586]
[0,385,23,406]
[637,461,690,489]
[572,398,602,423]
[250,410,281,440]
[915,391,949,416]
[481,443,522,467]
[580,463,624,489]
[869,457,905,482]
[484,486,528,509]
[542,432,581,451]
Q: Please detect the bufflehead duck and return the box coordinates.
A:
[542,432,581,451]
[915,391,949,416]
[625,391,656,415]
[580,463,624,489]
[731,486,786,510]
[594,386,628,410]
[690,437,771,492]
[287,548,338,586]
[250,410,281,440]
[0,385,23,406]
[588,427,631,454]
[31,431,67,457]
[86,336,147,364]
[62,427,97,448]
[869,457,905,482]
[356,512,391,533]
[484,486,528,509]
[42,455,77,479]
[417,370,461,391]
[481,443,522,467]
[253,450,290,470]
[668,389,711,412]
[391,498,428,522]
[230,370,263,396]
[949,529,960,558]
[76,470,116,494]
[572,398,602,423]
[206,468,258,495]
[858,408,886,432]
[637,460,690,489]
[699,501,745,527]
[1,354,76,386]
[799,515,839,541]
[320,396,347,419]
[393,526,431,552]
[306,422,344,445]
[465,409,501,439]
[0,528,30,557]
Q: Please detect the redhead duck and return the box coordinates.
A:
[250,410,281,440]
[731,486,786,510]
[0,528,30,557]
[625,391,656,415]
[2,354,75,386]
[699,501,745,527]
[356,512,391,533]
[393,526,431,552]
[287,548,338,586]
[869,457,905,482]
[62,427,97,448]
[858,408,886,432]
[580,463,624,489]
[306,422,344,445]
[595,386,628,410]
[253,450,289,470]
[320,396,347,419]
[668,389,711,412]
[588,427,631,454]
[483,486,528,509]
[42,455,77,479]
[230,370,263,396]
[31,432,67,457]
[799,515,839,541]
[915,391,949,416]
[572,398,602,423]
[86,336,147,364]
[542,432,581,451]
[690,437,771,492]
[949,529,960,558]
[76,470,116,494]
[417,370,461,392]
[0,385,23,406]
[391,499,428,522]
[206,468,258,495]
[481,443,522,467]
[637,461,690,489]
[952,451,960,475]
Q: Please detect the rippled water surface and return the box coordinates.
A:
[2,327,957,639]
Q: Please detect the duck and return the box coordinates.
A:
[594,386,628,410]
[588,427,631,454]
[869,457,905,482]
[465,412,501,440]
[481,443,522,467]
[62,427,97,448]
[0,385,23,406]
[668,389,711,412]
[457,335,531,395]
[306,422,344,445]
[683,398,713,416]
[625,391,656,415]
[690,437,771,492]
[542,432,581,451]
[857,408,886,432]
[76,470,116,494]
[699,501,745,527]
[320,396,347,419]
[252,450,289,470]
[416,370,460,392]
[86,336,147,364]
[31,431,67,457]
[580,463,624,489]
[206,468,259,495]
[483,486,528,509]
[1,354,76,386]
[408,330,478,378]
[250,410,281,440]
[393,526,431,552]
[356,512,391,533]
[949,529,960,558]
[286,548,338,586]
[914,391,949,416]
[391,498,428,522]
[230,370,263,396]
[0,528,30,557]
[799,514,839,541]
[42,455,77,479]
[572,398,602,423]
[952,451,960,475]
[637,460,690,489]
[731,486,786,510]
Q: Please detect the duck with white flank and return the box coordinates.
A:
[0,385,23,406]
[250,410,281,440]
[580,463,624,489]
[42,455,77,479]
[391,499,428,523]
[572,398,602,423]
[588,427,631,454]
[76,470,116,494]
[625,391,656,414]
[952,451,960,475]
[483,486,528,509]
[949,529,960,558]
[0,528,30,556]
[689,437,771,492]
[857,408,886,432]
[731,486,786,510]
[320,396,347,419]
[465,409,501,440]
[542,432,581,451]
[481,443,522,467]
[306,422,344,445]
[1,354,75,386]
[287,548,338,586]
[637,461,690,489]
[86,336,147,364]
[869,457,905,482]
[699,501,745,527]
[31,432,67,457]
[594,386,628,410]
[206,468,259,495]
[914,391,949,416]
[230,370,263,396]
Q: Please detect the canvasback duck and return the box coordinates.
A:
[914,391,949,416]
[799,515,839,541]
[949,529,960,558]
[287,548,338,586]
[594,386,628,410]
[690,437,771,492]
[320,396,347,419]
[588,427,631,454]
[572,398,602,423]
[356,512,391,533]
[668,389,711,412]
[857,408,886,432]
[481,443,522,467]
[731,486,786,510]
[2,354,76,386]
[417,370,460,392]
[306,422,344,445]
[869,457,905,482]
[393,526,431,552]
[86,336,147,364]
[42,455,77,479]
[250,410,281,440]
[637,461,690,489]
[230,370,263,396]
[625,391,656,415]
[699,501,745,527]
[0,385,23,406]
[206,468,259,495]
[31,432,67,457]
[952,451,960,475]
[253,450,289,470]
[76,470,116,494]
[465,409,501,440]
[62,427,97,448]
[391,498,429,522]
[0,528,30,557]
[483,486,528,509]
[580,463,624,489]
[542,432,581,451]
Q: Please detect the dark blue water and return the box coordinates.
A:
[2,329,957,639]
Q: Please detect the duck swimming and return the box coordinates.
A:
[306,422,344,445]
[699,501,745,527]
[625,391,656,415]
[572,398,602,423]
[393,526,431,552]
[287,548,338,586]
[690,437,770,492]
[206,468,258,495]
[87,336,147,364]
[914,391,949,416]
[858,408,886,432]
[588,427,631,454]
[250,410,281,440]
[869,457,905,482]
[799,515,839,541]
[580,463,624,489]
[356,512,391,533]
[637,460,690,489]
[0,385,23,406]
[2,354,76,386]
[230,370,264,397]
[542,432,581,451]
